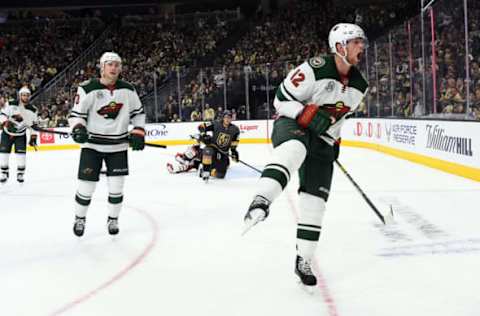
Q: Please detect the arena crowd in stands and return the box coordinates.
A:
[0,0,478,125]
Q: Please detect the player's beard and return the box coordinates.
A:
[20,96,30,104]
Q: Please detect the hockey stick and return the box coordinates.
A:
[32,126,167,148]
[335,159,394,225]
[190,134,262,174]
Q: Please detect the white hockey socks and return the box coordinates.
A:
[74,180,97,217]
[296,192,326,260]
[107,176,125,218]
[254,140,306,202]
[16,153,26,181]
[0,153,9,182]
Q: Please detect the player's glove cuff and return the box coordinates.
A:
[297,104,334,136]
[129,127,145,151]
[231,148,239,162]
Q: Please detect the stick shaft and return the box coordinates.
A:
[335,160,386,224]
[31,126,166,148]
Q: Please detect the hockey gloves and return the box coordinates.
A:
[129,127,145,150]
[29,134,37,147]
[200,133,212,145]
[231,147,239,162]
[2,121,18,134]
[297,104,334,136]
[72,124,88,143]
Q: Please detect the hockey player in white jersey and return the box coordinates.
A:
[68,52,146,237]
[243,23,369,287]
[0,87,38,183]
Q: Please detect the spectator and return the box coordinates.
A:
[190,108,202,121]
[37,111,50,128]
[203,104,215,121]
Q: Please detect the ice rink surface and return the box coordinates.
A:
[1,144,479,316]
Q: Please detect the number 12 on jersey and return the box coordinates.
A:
[290,69,305,87]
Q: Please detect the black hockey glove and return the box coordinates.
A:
[231,148,239,162]
[29,134,38,147]
[72,124,88,143]
[129,127,145,151]
[12,114,23,123]
[200,133,212,145]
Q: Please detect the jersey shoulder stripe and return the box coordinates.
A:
[8,100,19,106]
[307,55,340,81]
[79,79,104,94]
[115,80,135,92]
[348,67,368,93]
[307,55,368,93]
[26,104,37,113]
[79,79,136,94]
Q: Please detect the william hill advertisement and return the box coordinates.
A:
[343,118,479,170]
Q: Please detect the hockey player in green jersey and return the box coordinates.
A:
[243,23,369,287]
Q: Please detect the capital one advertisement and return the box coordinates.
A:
[342,118,480,169]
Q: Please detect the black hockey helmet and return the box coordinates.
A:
[222,110,232,118]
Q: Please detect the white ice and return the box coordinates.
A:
[0,144,479,316]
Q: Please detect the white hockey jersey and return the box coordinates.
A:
[274,55,368,145]
[0,100,38,137]
[68,78,146,153]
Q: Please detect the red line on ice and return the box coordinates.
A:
[286,190,340,316]
[48,206,158,316]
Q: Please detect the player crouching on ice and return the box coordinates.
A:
[166,110,240,182]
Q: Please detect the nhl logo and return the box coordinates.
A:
[326,81,335,92]
[96,91,104,99]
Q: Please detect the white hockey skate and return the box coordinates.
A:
[242,195,270,235]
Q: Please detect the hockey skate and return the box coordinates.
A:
[295,255,317,290]
[201,170,210,182]
[198,165,210,183]
[107,217,119,235]
[242,195,270,235]
[73,216,86,237]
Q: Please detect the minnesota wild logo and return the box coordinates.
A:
[97,101,123,119]
[322,101,351,119]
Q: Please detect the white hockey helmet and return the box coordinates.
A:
[99,51,122,68]
[18,86,31,95]
[328,23,367,54]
